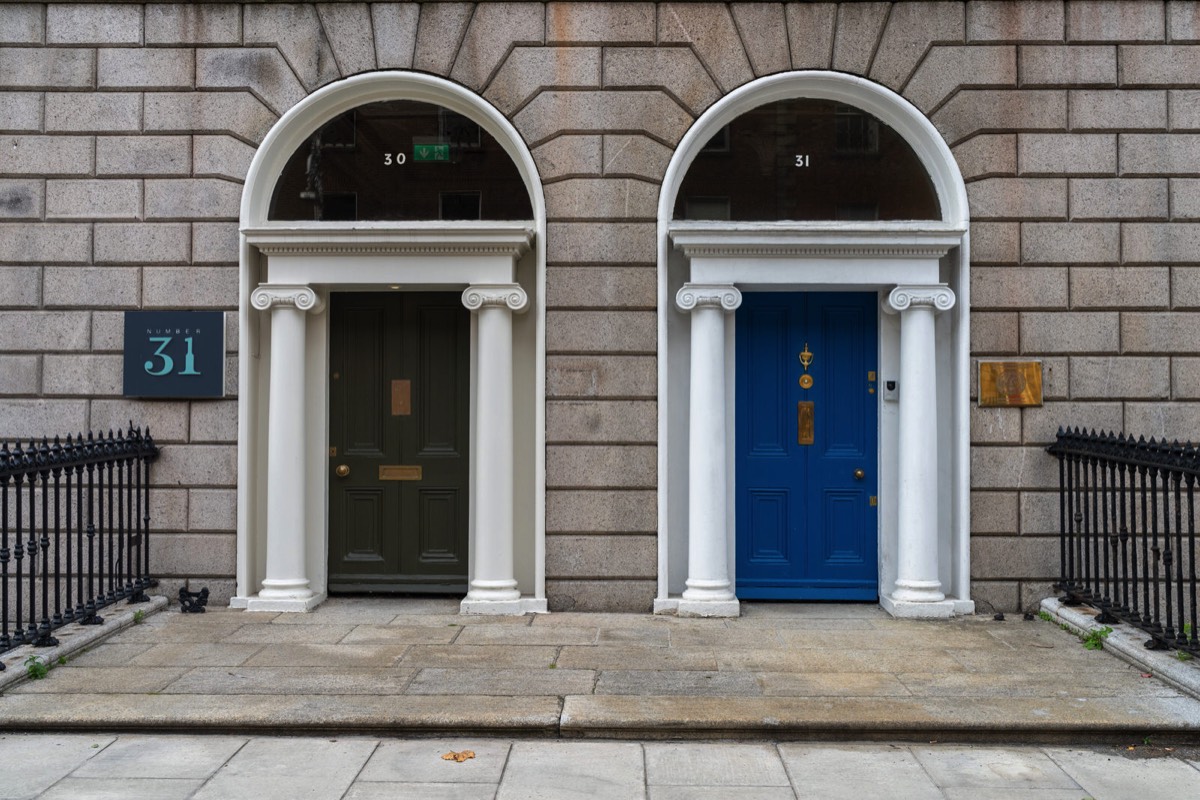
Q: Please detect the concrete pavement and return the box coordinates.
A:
[2,598,1199,740]
[2,733,1199,799]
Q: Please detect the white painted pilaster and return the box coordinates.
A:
[460,284,529,614]
[676,283,742,617]
[882,284,956,618]
[246,284,325,612]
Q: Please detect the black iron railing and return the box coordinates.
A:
[1048,428,1199,656]
[0,427,159,669]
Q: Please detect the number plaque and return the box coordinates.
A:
[123,311,225,398]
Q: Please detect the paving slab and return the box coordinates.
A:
[776,626,999,650]
[345,783,499,800]
[69,733,246,778]
[400,644,561,669]
[110,621,247,643]
[649,789,796,800]
[598,627,670,646]
[406,667,596,696]
[160,666,417,695]
[129,642,263,667]
[560,694,1200,738]
[716,648,967,674]
[191,737,377,800]
[389,614,532,627]
[595,670,761,696]
[756,671,911,697]
[644,742,790,786]
[0,693,563,733]
[1045,746,1200,798]
[777,743,942,800]
[242,643,407,668]
[11,666,188,694]
[65,643,155,666]
[496,741,644,800]
[357,738,510,783]
[218,623,356,644]
[455,625,599,645]
[912,745,1082,789]
[896,670,1180,698]
[38,777,201,800]
[0,733,114,799]
[339,625,462,645]
[557,645,718,671]
[668,627,782,648]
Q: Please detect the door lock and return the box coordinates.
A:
[853,469,865,480]
[335,464,350,478]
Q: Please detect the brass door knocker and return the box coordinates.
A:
[799,343,814,389]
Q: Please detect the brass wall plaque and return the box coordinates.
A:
[391,379,411,416]
[797,401,814,445]
[379,465,422,481]
[979,361,1043,407]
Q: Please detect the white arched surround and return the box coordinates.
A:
[656,71,973,619]
[233,72,547,614]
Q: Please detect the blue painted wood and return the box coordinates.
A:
[735,292,879,600]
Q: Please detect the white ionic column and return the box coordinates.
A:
[461,284,528,614]
[883,285,955,617]
[247,284,324,612]
[675,283,742,617]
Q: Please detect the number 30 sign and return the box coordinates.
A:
[123,311,225,398]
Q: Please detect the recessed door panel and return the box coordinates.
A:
[747,490,790,564]
[747,308,788,456]
[736,291,878,600]
[417,488,461,562]
[340,306,386,456]
[328,292,470,593]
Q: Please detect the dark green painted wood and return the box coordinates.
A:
[328,292,470,593]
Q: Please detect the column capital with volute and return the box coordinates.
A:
[250,284,325,314]
[462,284,529,313]
[676,283,742,313]
[884,285,955,315]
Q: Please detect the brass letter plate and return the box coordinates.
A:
[979,361,1043,408]
[797,401,814,446]
[392,380,411,416]
[379,465,422,481]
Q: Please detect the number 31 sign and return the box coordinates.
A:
[123,311,225,398]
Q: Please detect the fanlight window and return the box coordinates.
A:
[674,98,940,222]
[270,99,532,222]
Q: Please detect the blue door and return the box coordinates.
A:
[735,292,879,600]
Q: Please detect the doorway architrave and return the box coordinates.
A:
[657,71,973,617]
[235,72,546,614]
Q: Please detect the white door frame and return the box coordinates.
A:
[656,72,973,618]
[233,72,547,614]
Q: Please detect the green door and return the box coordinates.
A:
[328,292,470,593]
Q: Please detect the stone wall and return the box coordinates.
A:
[2,1,1199,612]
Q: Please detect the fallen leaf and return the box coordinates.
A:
[442,750,476,763]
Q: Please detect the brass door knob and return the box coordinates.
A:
[335,464,350,478]
[853,469,865,480]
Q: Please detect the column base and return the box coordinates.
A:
[890,579,946,604]
[676,598,741,618]
[880,593,956,619]
[465,580,521,605]
[460,596,547,616]
[243,591,326,613]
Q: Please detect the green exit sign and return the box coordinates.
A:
[413,143,450,162]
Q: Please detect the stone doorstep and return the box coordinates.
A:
[1040,597,1200,702]
[0,594,169,693]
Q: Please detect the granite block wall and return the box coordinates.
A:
[3,1,1199,612]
